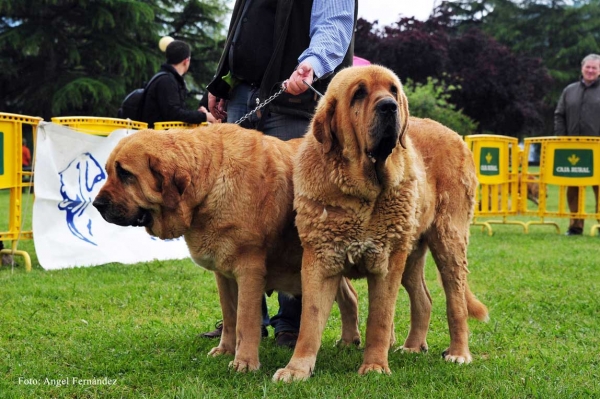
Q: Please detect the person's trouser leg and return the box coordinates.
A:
[226,83,258,124]
[270,293,302,335]
[226,84,309,340]
[261,112,310,140]
[261,295,270,330]
[567,186,584,233]
[594,185,599,225]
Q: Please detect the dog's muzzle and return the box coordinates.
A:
[93,195,151,227]
[367,98,400,163]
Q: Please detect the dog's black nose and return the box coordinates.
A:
[376,99,398,114]
[92,196,108,213]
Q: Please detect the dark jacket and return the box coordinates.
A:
[554,78,600,136]
[140,64,207,128]
[207,0,357,119]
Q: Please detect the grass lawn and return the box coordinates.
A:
[1,188,599,398]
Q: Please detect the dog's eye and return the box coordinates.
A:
[116,163,134,182]
[352,86,367,104]
[390,85,399,96]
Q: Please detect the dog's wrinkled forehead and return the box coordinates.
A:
[330,65,403,100]
[109,130,160,165]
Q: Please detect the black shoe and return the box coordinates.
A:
[275,331,298,348]
[565,228,583,236]
[201,320,223,338]
[201,321,269,339]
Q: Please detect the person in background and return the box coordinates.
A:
[22,138,31,170]
[554,53,600,235]
[202,0,357,348]
[139,39,219,128]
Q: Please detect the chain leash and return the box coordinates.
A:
[233,80,323,125]
[234,82,287,125]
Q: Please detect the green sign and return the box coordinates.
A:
[553,149,593,178]
[0,132,4,175]
[479,147,500,176]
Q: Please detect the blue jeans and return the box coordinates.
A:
[229,82,307,334]
[227,83,310,140]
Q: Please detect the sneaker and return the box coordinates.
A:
[201,320,269,339]
[565,228,583,236]
[275,331,298,348]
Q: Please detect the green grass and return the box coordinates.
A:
[1,189,599,398]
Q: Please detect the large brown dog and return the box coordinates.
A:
[273,65,488,382]
[92,125,361,372]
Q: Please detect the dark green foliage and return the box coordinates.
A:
[355,16,551,138]
[0,0,227,120]
[356,1,600,137]
[440,0,600,132]
[156,0,227,99]
[403,77,478,135]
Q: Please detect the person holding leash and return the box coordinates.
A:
[203,0,357,348]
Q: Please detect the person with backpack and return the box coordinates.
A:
[138,40,218,128]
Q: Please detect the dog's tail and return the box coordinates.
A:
[466,283,489,322]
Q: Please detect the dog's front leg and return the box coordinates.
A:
[273,249,342,382]
[359,252,406,375]
[229,264,266,372]
[208,272,238,358]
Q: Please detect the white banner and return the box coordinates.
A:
[33,122,191,270]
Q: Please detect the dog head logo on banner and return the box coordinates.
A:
[57,152,106,246]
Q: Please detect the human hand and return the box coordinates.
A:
[208,93,228,121]
[285,61,314,96]
[199,106,220,123]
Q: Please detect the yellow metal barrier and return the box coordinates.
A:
[51,117,147,136]
[523,136,600,235]
[0,112,43,271]
[153,121,206,130]
[465,134,527,235]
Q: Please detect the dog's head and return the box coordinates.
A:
[311,65,409,165]
[92,129,194,239]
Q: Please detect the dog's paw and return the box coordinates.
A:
[396,342,428,353]
[272,367,311,383]
[336,336,361,348]
[208,346,234,357]
[442,348,472,364]
[358,363,391,375]
[229,358,260,372]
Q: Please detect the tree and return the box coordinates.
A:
[446,27,551,136]
[0,0,227,120]
[441,0,600,110]
[354,17,450,85]
[156,0,227,97]
[355,14,552,138]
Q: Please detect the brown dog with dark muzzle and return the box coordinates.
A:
[273,65,488,382]
[93,125,361,373]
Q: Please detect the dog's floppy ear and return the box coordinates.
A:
[149,155,191,209]
[398,89,410,149]
[312,96,337,153]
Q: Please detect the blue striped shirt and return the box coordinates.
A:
[298,0,355,79]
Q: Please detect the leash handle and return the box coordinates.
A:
[302,80,324,98]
